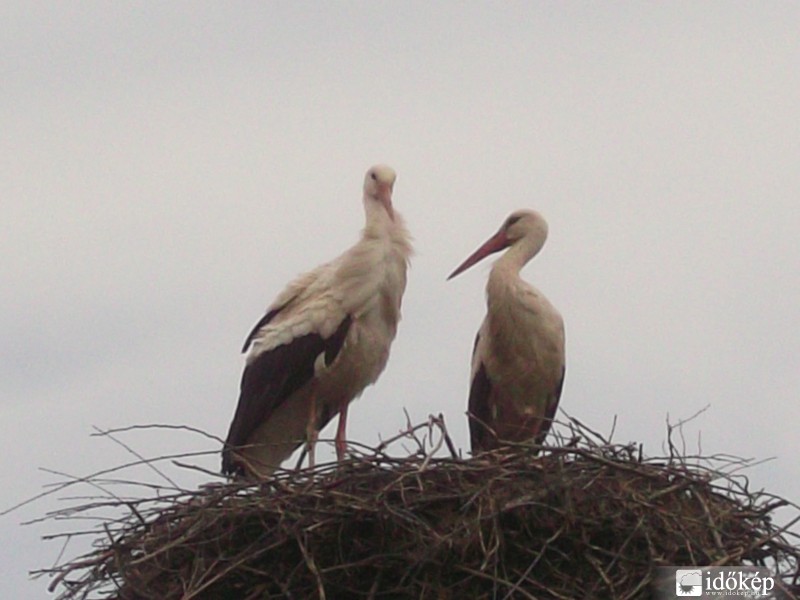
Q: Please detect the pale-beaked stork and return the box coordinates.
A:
[222,165,412,478]
[448,210,565,454]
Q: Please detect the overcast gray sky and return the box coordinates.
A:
[2,3,800,597]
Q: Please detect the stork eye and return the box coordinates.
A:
[370,172,377,181]
[505,215,521,228]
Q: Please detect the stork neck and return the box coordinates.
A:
[487,256,521,298]
[363,196,394,235]
[494,236,542,275]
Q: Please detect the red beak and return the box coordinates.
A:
[447,229,510,280]
[378,182,395,221]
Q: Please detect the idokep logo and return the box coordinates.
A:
[703,569,775,597]
[675,569,702,596]
[654,566,777,599]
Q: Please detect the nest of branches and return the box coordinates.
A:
[39,416,800,599]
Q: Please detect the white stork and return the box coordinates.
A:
[222,165,412,478]
[448,210,565,453]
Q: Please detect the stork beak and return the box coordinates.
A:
[378,183,395,221]
[447,229,510,280]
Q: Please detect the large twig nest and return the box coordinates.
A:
[38,417,800,599]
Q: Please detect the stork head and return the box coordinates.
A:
[448,209,548,279]
[363,164,397,221]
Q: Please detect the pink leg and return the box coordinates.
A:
[335,403,349,461]
[306,392,318,469]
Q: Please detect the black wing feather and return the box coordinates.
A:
[222,314,352,475]
[241,306,283,353]
[468,361,494,454]
[534,365,565,446]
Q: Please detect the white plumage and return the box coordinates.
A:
[449,210,565,453]
[223,165,412,478]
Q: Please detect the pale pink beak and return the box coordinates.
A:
[378,182,395,221]
[448,229,510,280]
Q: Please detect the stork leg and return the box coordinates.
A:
[335,404,349,461]
[305,391,318,470]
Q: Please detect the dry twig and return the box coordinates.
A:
[32,417,800,599]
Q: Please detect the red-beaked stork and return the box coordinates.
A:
[222,165,412,478]
[448,210,565,453]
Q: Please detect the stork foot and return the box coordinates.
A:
[335,436,347,461]
[335,404,349,461]
[305,392,319,470]
[306,429,318,469]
